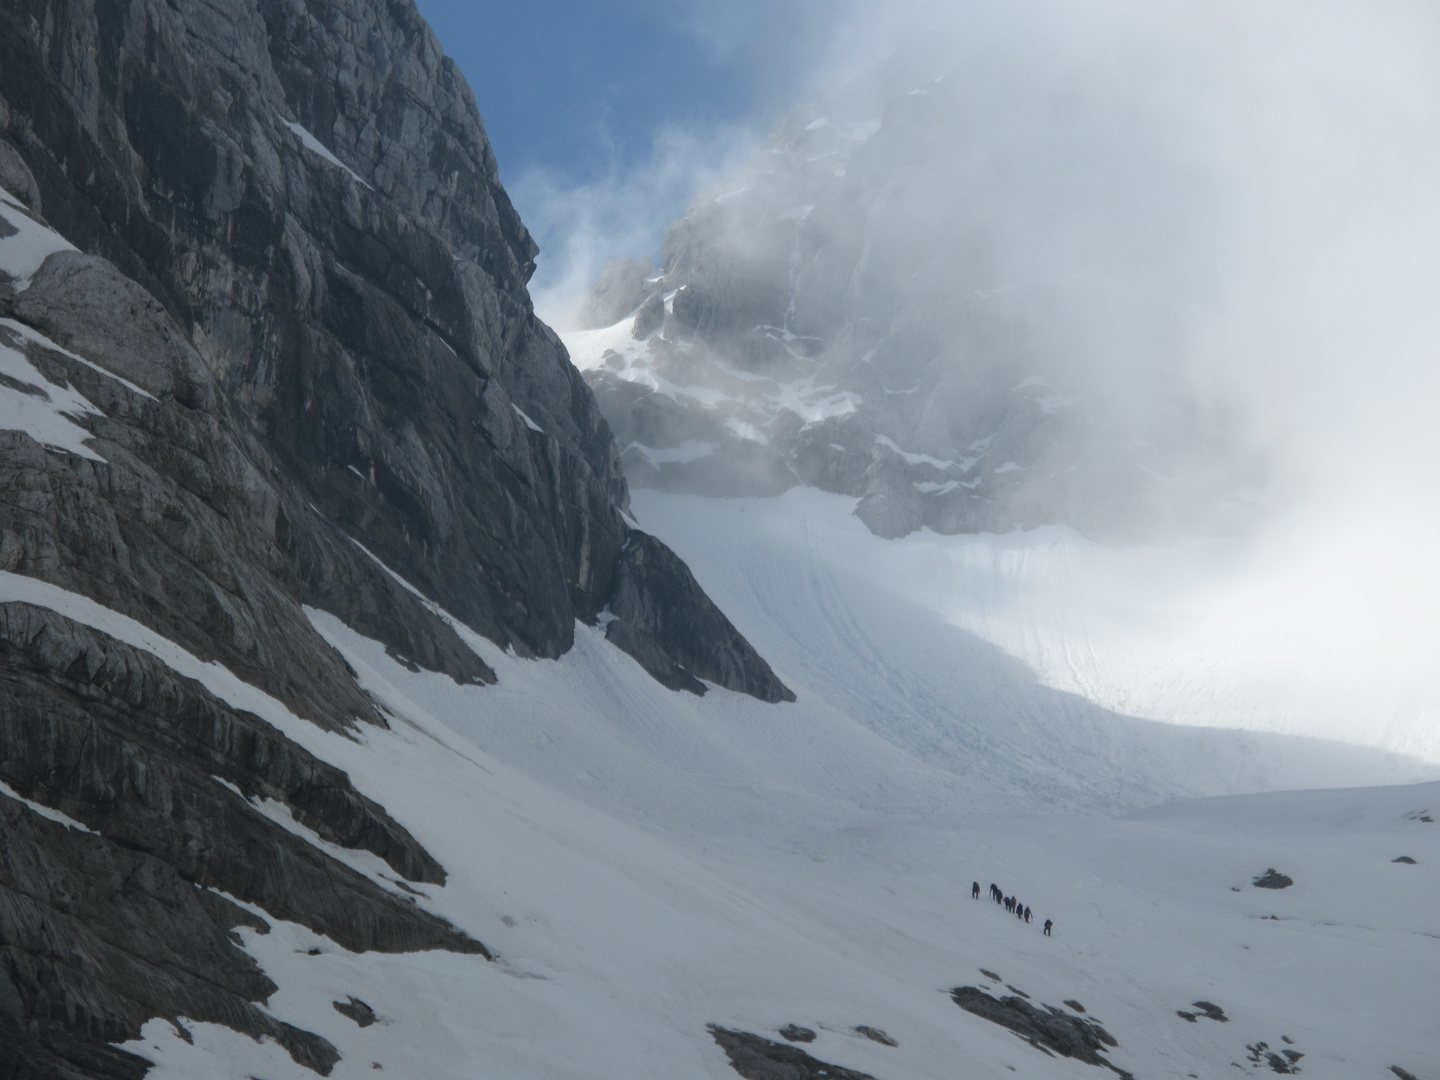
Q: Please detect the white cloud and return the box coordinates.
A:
[511,122,759,329]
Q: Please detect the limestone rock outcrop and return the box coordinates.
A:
[0,1,789,1074]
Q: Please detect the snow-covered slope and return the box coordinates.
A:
[7,489,1429,1079]
[628,489,1440,772]
[104,600,1440,1080]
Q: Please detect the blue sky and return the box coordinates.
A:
[413,1,826,187]
[411,1,843,319]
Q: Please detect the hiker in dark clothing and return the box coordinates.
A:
[1016,904,1024,921]
[1024,906,1032,923]
[1043,919,1053,936]
[972,881,980,899]
[990,884,1001,903]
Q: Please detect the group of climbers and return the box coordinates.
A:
[972,880,1053,936]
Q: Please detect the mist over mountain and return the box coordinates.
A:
[1,3,1437,1079]
[569,2,1440,557]
[572,36,1246,540]
[562,3,1440,771]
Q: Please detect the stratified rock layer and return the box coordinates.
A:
[0,0,789,1075]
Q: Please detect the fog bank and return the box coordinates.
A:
[548,1,1440,758]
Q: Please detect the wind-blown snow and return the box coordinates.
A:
[0,327,105,461]
[283,120,372,189]
[1,317,157,400]
[0,571,356,774]
[0,186,76,290]
[562,315,861,439]
[725,495,1440,767]
[512,403,545,432]
[0,778,95,833]
[626,439,718,465]
[875,434,966,471]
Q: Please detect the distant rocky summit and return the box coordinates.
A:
[575,62,1261,541]
[0,0,786,1074]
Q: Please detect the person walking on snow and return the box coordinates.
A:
[1043,919,1053,936]
[1024,906,1032,923]
[972,881,980,899]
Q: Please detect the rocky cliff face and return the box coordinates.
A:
[577,64,1261,541]
[0,1,788,1075]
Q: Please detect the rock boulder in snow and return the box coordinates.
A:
[709,1026,879,1080]
[950,985,1131,1078]
[1252,869,1294,889]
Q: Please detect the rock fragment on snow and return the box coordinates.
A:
[1252,869,1293,889]
[854,1025,897,1046]
[709,1025,879,1080]
[334,996,378,1027]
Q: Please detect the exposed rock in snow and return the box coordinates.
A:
[853,1025,897,1047]
[608,530,794,702]
[332,997,378,1028]
[0,140,41,215]
[950,985,1131,1077]
[709,1026,880,1080]
[1176,1000,1229,1023]
[1252,869,1294,889]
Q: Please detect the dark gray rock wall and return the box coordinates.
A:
[0,796,341,1077]
[0,0,791,1075]
[0,0,780,691]
[0,0,629,661]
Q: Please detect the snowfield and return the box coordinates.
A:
[2,492,1437,1078]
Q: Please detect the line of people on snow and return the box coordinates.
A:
[972,880,1052,936]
